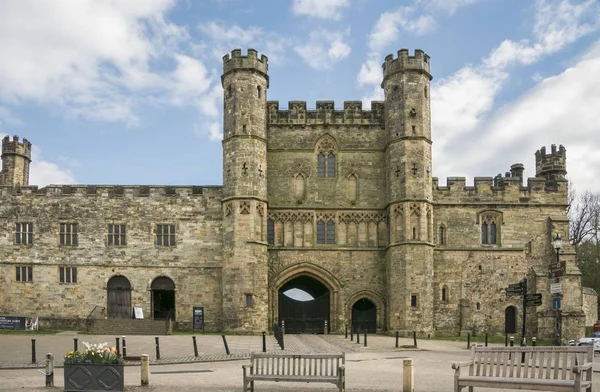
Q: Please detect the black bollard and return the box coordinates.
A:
[73,338,78,352]
[31,339,36,364]
[116,337,120,355]
[467,333,471,349]
[396,331,399,348]
[413,331,417,348]
[345,325,348,339]
[485,333,488,347]
[221,335,230,355]
[155,337,160,360]
[357,330,360,344]
[532,337,537,347]
[350,325,353,341]
[192,336,198,357]
[364,331,367,347]
[262,332,266,353]
[505,334,508,347]
[510,336,514,347]
[122,336,127,357]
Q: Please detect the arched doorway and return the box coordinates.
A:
[352,298,376,333]
[107,276,131,319]
[278,275,330,334]
[151,276,175,320]
[505,306,517,334]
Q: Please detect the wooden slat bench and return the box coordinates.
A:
[451,345,593,392]
[242,352,345,391]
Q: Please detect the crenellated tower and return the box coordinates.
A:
[383,49,435,334]
[0,135,32,187]
[535,144,567,184]
[220,48,269,332]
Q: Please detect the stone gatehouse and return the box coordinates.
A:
[0,48,587,341]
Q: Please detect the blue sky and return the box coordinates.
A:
[0,0,599,193]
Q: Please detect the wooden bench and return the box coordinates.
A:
[451,345,593,392]
[242,352,345,391]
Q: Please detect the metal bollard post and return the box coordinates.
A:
[396,331,399,348]
[364,331,367,347]
[141,354,149,386]
[45,353,54,387]
[532,337,537,347]
[467,333,471,349]
[357,330,360,344]
[116,337,120,355]
[345,325,348,339]
[73,338,78,352]
[413,331,417,348]
[505,334,508,347]
[193,336,199,357]
[262,332,266,353]
[324,320,328,335]
[485,333,488,347]
[350,325,353,341]
[155,337,160,360]
[403,358,414,392]
[122,336,127,358]
[221,335,230,355]
[510,336,514,347]
[31,339,36,364]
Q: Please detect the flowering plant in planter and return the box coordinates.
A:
[64,342,124,365]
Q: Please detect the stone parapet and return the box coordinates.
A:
[267,101,384,125]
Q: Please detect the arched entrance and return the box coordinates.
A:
[151,276,175,320]
[278,275,330,334]
[107,276,131,319]
[505,306,517,334]
[352,298,376,333]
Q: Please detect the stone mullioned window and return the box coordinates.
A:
[15,265,32,282]
[156,224,176,247]
[15,222,33,245]
[480,212,502,245]
[107,224,126,246]
[59,266,77,284]
[59,223,78,246]
[316,218,335,245]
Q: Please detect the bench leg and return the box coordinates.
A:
[468,387,473,392]
[250,380,254,392]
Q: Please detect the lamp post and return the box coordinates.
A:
[552,233,562,346]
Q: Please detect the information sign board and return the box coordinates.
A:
[193,307,204,332]
[552,297,561,310]
[0,316,26,330]
[550,283,562,294]
[548,261,566,278]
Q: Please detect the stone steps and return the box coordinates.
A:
[87,319,172,335]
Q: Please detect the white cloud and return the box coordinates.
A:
[27,146,75,187]
[292,0,350,20]
[416,0,484,15]
[0,106,22,130]
[357,59,382,87]
[295,29,351,70]
[368,7,436,54]
[0,0,218,126]
[195,122,222,141]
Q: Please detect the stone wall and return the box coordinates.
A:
[582,287,598,326]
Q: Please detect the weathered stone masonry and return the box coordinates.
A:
[0,49,591,340]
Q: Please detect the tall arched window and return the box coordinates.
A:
[267,219,274,245]
[441,285,448,302]
[317,216,335,244]
[481,212,501,245]
[257,86,261,98]
[392,86,399,100]
[316,135,336,178]
[317,153,326,177]
[439,225,445,245]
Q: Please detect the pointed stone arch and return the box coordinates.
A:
[345,290,386,332]
[270,262,341,332]
[315,134,337,178]
[294,172,307,203]
[346,172,358,204]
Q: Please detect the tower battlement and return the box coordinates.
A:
[535,144,566,180]
[382,49,432,85]
[222,48,268,83]
[266,100,384,125]
[2,135,32,159]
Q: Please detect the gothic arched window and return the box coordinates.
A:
[316,136,336,178]
[481,212,502,245]
[316,216,335,244]
[267,219,274,245]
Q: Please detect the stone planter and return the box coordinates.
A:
[64,363,124,392]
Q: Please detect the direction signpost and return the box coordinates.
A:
[505,277,543,354]
[548,261,566,279]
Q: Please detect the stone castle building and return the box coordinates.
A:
[0,48,590,340]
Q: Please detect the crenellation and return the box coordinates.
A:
[382,48,432,85]
[266,100,385,125]
[222,48,268,85]
[535,144,567,181]
[0,185,222,199]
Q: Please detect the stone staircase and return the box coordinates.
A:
[87,319,173,335]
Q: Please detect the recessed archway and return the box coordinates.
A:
[346,290,385,333]
[151,276,175,320]
[107,275,131,319]
[352,298,377,333]
[278,275,329,334]
[505,306,517,334]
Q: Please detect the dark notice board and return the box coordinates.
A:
[193,307,204,332]
[0,316,26,330]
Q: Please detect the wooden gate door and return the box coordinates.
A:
[505,306,517,333]
[107,276,132,319]
[278,292,330,334]
[352,298,376,333]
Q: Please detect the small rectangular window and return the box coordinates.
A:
[439,226,445,245]
[316,221,325,244]
[411,295,418,308]
[246,294,253,308]
[59,223,78,246]
[15,222,33,245]
[156,224,176,247]
[59,266,77,284]
[16,266,33,282]
[107,224,127,246]
[412,125,416,135]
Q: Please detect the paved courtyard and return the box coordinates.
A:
[0,332,598,391]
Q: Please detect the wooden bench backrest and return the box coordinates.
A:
[250,353,345,377]
[470,346,593,380]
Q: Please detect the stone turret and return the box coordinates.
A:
[535,145,566,182]
[221,49,269,332]
[383,49,435,334]
[0,135,32,187]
